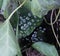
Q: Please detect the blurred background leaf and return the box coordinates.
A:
[20,0,60,18]
[32,42,59,56]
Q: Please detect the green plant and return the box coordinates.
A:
[0,0,60,56]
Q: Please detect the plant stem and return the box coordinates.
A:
[43,10,58,25]
[50,9,60,47]
[6,0,26,21]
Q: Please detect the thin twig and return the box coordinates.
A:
[50,9,60,47]
[43,9,60,25]
[6,0,26,21]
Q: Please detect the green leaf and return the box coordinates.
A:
[0,0,19,28]
[0,0,3,9]
[0,21,22,56]
[1,0,10,18]
[10,12,19,28]
[32,42,59,56]
[19,8,43,38]
[1,0,18,19]
[18,0,60,38]
[21,0,60,18]
[20,0,31,10]
[31,0,60,18]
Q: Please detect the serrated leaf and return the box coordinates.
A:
[0,20,22,56]
[32,42,59,56]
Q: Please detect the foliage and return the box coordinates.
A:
[0,20,22,56]
[32,42,59,56]
[0,0,60,56]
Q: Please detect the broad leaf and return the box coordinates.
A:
[21,0,60,18]
[19,0,60,38]
[31,0,60,18]
[32,42,59,56]
[0,21,22,56]
[19,8,43,38]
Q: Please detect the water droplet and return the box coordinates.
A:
[26,17,30,20]
[34,15,37,18]
[41,30,44,33]
[27,22,32,25]
[34,38,39,41]
[24,24,27,27]
[13,28,16,31]
[20,16,26,23]
[43,28,46,31]
[39,27,42,29]
[20,16,23,19]
[31,19,34,22]
[21,26,24,30]
[24,24,29,27]
[23,19,26,23]
[32,34,37,37]
[28,13,31,17]
[34,31,37,34]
